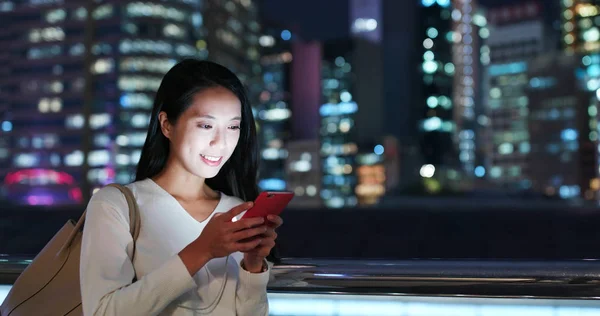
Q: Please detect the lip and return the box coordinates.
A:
[200,154,223,167]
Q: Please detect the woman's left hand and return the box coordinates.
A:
[242,214,283,273]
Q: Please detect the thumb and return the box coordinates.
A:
[220,202,253,222]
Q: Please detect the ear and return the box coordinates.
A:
[158,111,172,139]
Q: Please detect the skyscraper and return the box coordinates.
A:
[255,23,293,191]
[526,53,598,201]
[285,139,322,208]
[484,1,552,189]
[319,39,359,208]
[349,0,382,43]
[0,0,262,205]
[417,0,458,183]
[451,0,488,178]
[561,0,600,54]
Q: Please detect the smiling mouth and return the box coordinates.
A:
[200,154,223,166]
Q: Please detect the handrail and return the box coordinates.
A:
[269,258,600,299]
[2,256,600,299]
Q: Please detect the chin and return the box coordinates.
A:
[194,166,223,179]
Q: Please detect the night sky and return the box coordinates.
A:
[259,0,557,40]
[258,0,349,40]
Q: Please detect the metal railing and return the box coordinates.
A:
[3,256,600,300]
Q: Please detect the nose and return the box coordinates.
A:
[209,128,227,149]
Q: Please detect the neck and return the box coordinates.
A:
[151,158,214,201]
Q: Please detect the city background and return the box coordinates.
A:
[5,1,600,313]
[0,0,598,210]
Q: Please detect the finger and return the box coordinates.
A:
[228,217,265,232]
[254,240,277,257]
[220,202,253,222]
[243,238,276,254]
[236,238,263,252]
[231,226,267,242]
[266,215,283,228]
[262,228,277,239]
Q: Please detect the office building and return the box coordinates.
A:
[285,139,322,208]
[526,53,598,201]
[255,23,293,191]
[484,1,551,190]
[562,0,600,54]
[0,0,262,205]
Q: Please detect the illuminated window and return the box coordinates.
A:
[123,23,138,35]
[93,4,113,20]
[48,81,63,93]
[118,76,162,92]
[91,58,114,74]
[65,150,84,166]
[32,134,58,149]
[423,38,434,49]
[225,1,237,13]
[94,134,111,147]
[584,27,600,42]
[116,154,130,166]
[175,44,197,57]
[427,27,438,38]
[88,168,114,183]
[65,114,84,129]
[131,113,150,128]
[163,23,187,39]
[120,39,173,55]
[38,98,62,113]
[216,29,242,49]
[46,9,66,23]
[0,1,14,12]
[116,132,147,147]
[423,50,435,60]
[73,7,87,20]
[130,149,142,164]
[92,43,112,55]
[227,18,243,33]
[120,93,153,109]
[88,150,110,167]
[422,61,438,74]
[14,153,39,167]
[564,34,575,44]
[27,45,62,59]
[70,43,85,56]
[90,113,112,130]
[126,3,187,21]
[490,166,502,178]
[498,143,514,155]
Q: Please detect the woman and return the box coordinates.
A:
[80,59,282,315]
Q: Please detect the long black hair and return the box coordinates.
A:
[135,59,259,202]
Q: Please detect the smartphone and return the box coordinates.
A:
[239,191,294,220]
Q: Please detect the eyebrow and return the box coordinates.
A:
[195,114,241,121]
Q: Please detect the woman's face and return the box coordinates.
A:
[160,86,242,179]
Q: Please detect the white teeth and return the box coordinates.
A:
[201,154,220,162]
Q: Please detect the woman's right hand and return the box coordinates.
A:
[178,202,267,276]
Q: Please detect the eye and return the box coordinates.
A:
[229,125,241,130]
[197,124,212,129]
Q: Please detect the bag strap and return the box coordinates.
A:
[59,184,141,259]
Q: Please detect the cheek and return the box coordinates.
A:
[177,131,205,153]
[227,133,241,150]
